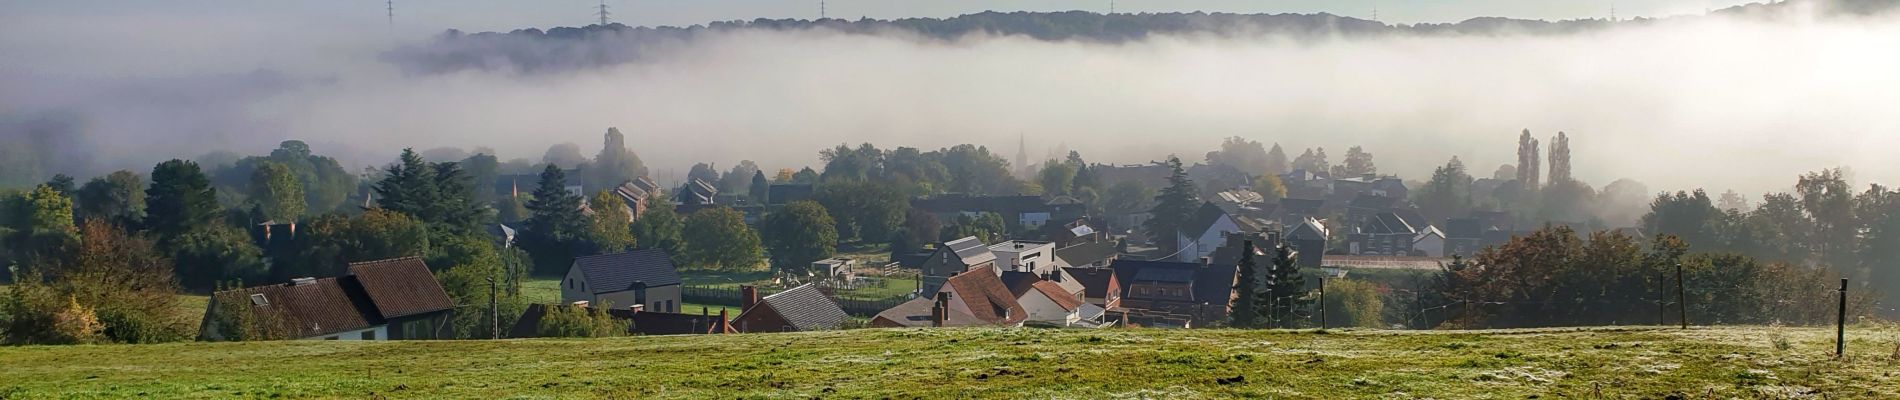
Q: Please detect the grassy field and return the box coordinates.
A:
[1,325,1897,398]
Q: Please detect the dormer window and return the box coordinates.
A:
[249,294,269,306]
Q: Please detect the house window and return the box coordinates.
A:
[566,278,573,289]
[361,331,375,340]
[325,336,338,340]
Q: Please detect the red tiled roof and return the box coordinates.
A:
[943,269,1027,325]
[347,257,454,319]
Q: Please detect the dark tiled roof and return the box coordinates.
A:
[942,269,1027,325]
[1362,212,1417,235]
[1278,198,1325,214]
[213,276,380,338]
[1180,202,1233,237]
[999,271,1041,298]
[894,252,933,269]
[1053,241,1118,267]
[573,249,683,294]
[1192,264,1240,305]
[1133,265,1198,283]
[1062,267,1118,299]
[1393,209,1429,229]
[346,257,455,320]
[1110,259,1237,304]
[1349,194,1401,210]
[1288,218,1329,239]
[749,284,848,332]
[1445,218,1484,238]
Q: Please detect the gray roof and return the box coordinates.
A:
[757,284,848,331]
[1181,202,1235,237]
[943,236,996,265]
[572,249,683,294]
[1362,212,1417,235]
[1053,241,1118,267]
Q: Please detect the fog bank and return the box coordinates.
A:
[4,4,1899,196]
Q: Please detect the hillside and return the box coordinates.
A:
[1,326,1895,398]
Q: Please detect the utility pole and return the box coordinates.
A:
[1109,0,1115,15]
[386,0,394,27]
[1675,263,1687,329]
[820,0,826,19]
[487,277,499,339]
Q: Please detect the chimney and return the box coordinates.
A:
[740,285,759,311]
[628,304,643,314]
[931,295,948,327]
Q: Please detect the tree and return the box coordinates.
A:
[748,170,770,204]
[281,210,431,279]
[1415,157,1473,224]
[632,194,685,262]
[1252,174,1287,203]
[1264,243,1309,328]
[168,225,267,291]
[1320,278,1384,328]
[541,143,587,168]
[1716,190,1749,211]
[427,161,486,233]
[793,167,820,184]
[248,161,305,223]
[1143,157,1199,253]
[1204,137,1271,176]
[812,180,908,242]
[1547,132,1572,185]
[75,170,145,227]
[904,209,943,245]
[585,191,637,253]
[687,162,720,186]
[1229,239,1263,328]
[1797,168,1855,270]
[941,212,1007,244]
[760,201,838,274]
[1291,148,1330,173]
[820,143,883,182]
[938,144,1018,194]
[6,220,190,344]
[430,233,527,339]
[520,165,587,274]
[1103,180,1154,217]
[460,152,501,204]
[1642,190,1724,250]
[1264,143,1290,176]
[1516,129,1542,190]
[1036,160,1078,198]
[681,207,764,271]
[773,168,797,183]
[44,174,75,196]
[588,127,649,191]
[536,304,623,338]
[144,160,219,242]
[720,160,761,195]
[375,149,439,219]
[1331,146,1376,177]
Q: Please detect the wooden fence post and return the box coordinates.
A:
[1837,278,1848,358]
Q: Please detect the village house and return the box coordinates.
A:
[1062,267,1122,310]
[1442,217,1486,257]
[612,177,662,219]
[1174,202,1271,263]
[917,236,997,295]
[1413,225,1447,258]
[561,249,684,313]
[1274,197,1326,229]
[873,269,1028,328]
[1350,212,1419,256]
[506,303,736,338]
[731,284,850,333]
[1001,272,1104,327]
[1284,217,1329,267]
[199,257,453,341]
[1109,259,1240,327]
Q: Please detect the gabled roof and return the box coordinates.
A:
[1362,212,1417,235]
[1414,225,1446,243]
[941,269,1027,325]
[211,275,380,339]
[1278,198,1325,215]
[1288,217,1329,239]
[615,177,660,203]
[1053,241,1118,267]
[1180,202,1237,237]
[1063,267,1119,299]
[572,249,683,294]
[871,297,984,327]
[1028,280,1085,312]
[940,236,997,266]
[1108,259,1238,304]
[748,284,848,332]
[347,257,454,320]
[1349,193,1401,210]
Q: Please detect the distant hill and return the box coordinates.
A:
[383,0,1899,75]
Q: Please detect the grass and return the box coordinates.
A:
[1,325,1897,398]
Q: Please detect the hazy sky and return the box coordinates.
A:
[5,0,1898,202]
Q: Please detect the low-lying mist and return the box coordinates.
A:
[4,4,1899,197]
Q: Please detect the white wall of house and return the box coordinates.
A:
[304,325,388,341]
[560,264,590,304]
[1174,216,1239,262]
[1017,292,1080,326]
[1414,233,1446,258]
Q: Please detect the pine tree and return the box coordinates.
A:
[375,149,439,218]
[1229,239,1263,328]
[1143,156,1199,255]
[1265,243,1311,328]
[144,159,219,242]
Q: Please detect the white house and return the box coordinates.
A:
[1174,202,1269,263]
[1413,225,1447,258]
[562,249,684,313]
[1002,272,1102,327]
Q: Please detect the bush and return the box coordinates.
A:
[535,304,623,338]
[1320,278,1384,328]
